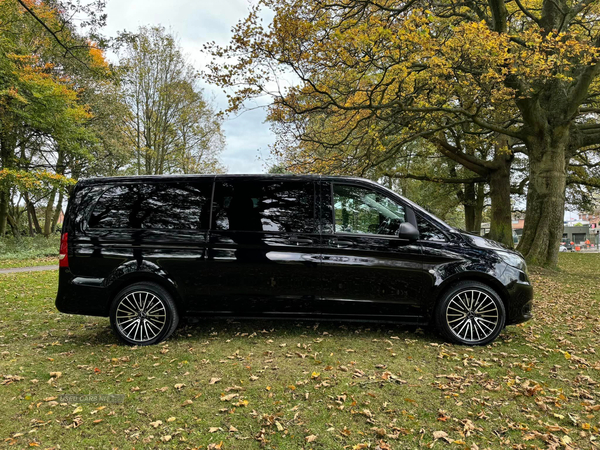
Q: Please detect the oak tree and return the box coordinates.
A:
[206,0,600,266]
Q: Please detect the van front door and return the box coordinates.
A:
[319,181,425,321]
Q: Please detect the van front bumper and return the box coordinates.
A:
[504,271,534,325]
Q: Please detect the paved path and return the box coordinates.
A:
[0,265,58,274]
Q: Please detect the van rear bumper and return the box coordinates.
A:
[55,268,110,317]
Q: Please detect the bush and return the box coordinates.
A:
[0,235,60,260]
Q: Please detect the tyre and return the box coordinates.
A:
[109,282,179,346]
[435,281,505,346]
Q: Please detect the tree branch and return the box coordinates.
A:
[383,171,487,184]
[487,0,508,32]
[567,176,600,187]
[15,0,91,70]
[430,137,495,176]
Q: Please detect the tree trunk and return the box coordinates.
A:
[27,204,34,237]
[0,135,15,236]
[517,132,569,267]
[463,182,477,233]
[51,190,64,233]
[488,153,514,248]
[475,183,484,232]
[6,214,19,237]
[25,195,42,235]
[463,182,485,234]
[0,190,8,237]
[43,187,57,236]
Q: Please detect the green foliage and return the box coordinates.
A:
[0,0,116,237]
[0,235,60,260]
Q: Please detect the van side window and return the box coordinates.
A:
[212,180,315,233]
[88,182,212,230]
[333,184,406,235]
[416,215,447,241]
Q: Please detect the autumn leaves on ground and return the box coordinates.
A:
[1,255,599,449]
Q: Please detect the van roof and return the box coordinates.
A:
[78,173,369,185]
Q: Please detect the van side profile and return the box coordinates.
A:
[56,175,533,346]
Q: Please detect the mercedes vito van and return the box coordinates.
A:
[56,175,533,346]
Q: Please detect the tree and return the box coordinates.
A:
[0,0,124,237]
[120,27,226,175]
[205,0,600,266]
[272,113,520,244]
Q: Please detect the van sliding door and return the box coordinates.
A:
[198,177,321,316]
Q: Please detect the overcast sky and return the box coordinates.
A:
[103,0,273,174]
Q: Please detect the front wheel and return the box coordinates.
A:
[109,282,179,346]
[435,281,505,346]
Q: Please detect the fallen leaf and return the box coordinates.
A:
[305,434,317,442]
[433,430,448,440]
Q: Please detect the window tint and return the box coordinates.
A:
[333,184,405,235]
[89,182,212,230]
[417,215,446,241]
[212,180,315,233]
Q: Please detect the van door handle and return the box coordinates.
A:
[289,236,313,245]
[330,238,354,248]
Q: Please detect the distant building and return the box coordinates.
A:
[511,218,525,242]
[480,213,595,246]
[563,225,591,245]
[479,220,521,244]
[579,212,600,232]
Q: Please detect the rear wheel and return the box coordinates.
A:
[435,281,505,346]
[109,282,179,346]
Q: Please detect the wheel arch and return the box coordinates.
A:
[431,272,510,316]
[105,271,184,316]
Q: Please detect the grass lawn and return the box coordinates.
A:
[1,254,599,449]
[0,256,57,269]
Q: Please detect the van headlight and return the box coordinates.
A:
[494,250,527,273]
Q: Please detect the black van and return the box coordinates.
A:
[56,175,532,346]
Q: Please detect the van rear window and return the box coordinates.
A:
[88,182,211,230]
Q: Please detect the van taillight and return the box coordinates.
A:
[59,233,69,268]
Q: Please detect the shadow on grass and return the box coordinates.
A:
[175,317,441,345]
[62,316,444,347]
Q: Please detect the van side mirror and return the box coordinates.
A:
[398,222,420,241]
